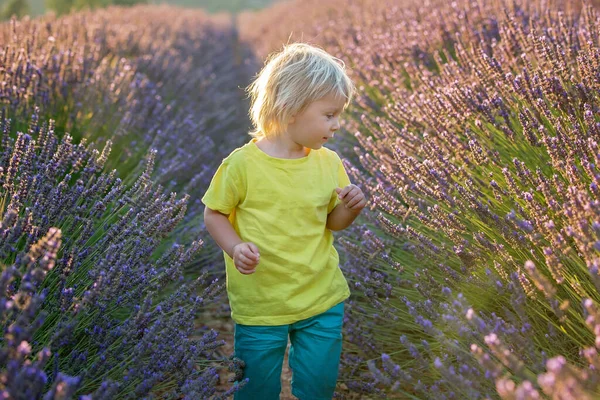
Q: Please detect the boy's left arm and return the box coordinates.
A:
[326,184,367,231]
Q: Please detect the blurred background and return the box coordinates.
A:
[0,0,286,18]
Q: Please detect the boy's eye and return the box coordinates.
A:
[327,114,334,119]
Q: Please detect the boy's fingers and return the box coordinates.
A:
[248,243,260,257]
[338,186,350,199]
[349,197,367,210]
[238,253,253,264]
[241,248,252,258]
[238,263,254,271]
[237,266,255,275]
[348,192,364,207]
[236,259,256,271]
[243,248,259,261]
[346,196,360,208]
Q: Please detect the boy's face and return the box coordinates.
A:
[287,92,346,150]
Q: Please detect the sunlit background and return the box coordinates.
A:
[0,0,284,18]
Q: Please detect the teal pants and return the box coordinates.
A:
[233,301,345,400]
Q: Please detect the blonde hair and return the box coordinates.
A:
[246,42,355,139]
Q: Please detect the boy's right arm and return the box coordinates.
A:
[203,207,260,274]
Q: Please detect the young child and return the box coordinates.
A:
[201,42,366,400]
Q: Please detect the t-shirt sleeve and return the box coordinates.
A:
[328,153,352,213]
[201,159,243,215]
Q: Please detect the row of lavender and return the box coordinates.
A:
[241,0,600,398]
[0,7,254,398]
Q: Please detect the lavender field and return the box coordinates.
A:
[2,0,600,398]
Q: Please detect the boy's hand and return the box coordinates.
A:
[232,242,260,274]
[335,184,366,213]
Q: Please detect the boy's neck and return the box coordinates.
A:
[256,136,310,159]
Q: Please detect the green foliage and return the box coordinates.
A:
[113,0,146,4]
[45,0,146,15]
[1,0,30,19]
[72,0,110,10]
[28,0,45,14]
[44,0,74,15]
[22,0,282,17]
[151,0,278,14]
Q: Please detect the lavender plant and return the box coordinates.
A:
[340,1,600,398]
[0,7,258,284]
[0,7,254,181]
[0,107,247,397]
[240,0,600,398]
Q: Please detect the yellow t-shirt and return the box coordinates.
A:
[201,138,351,325]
